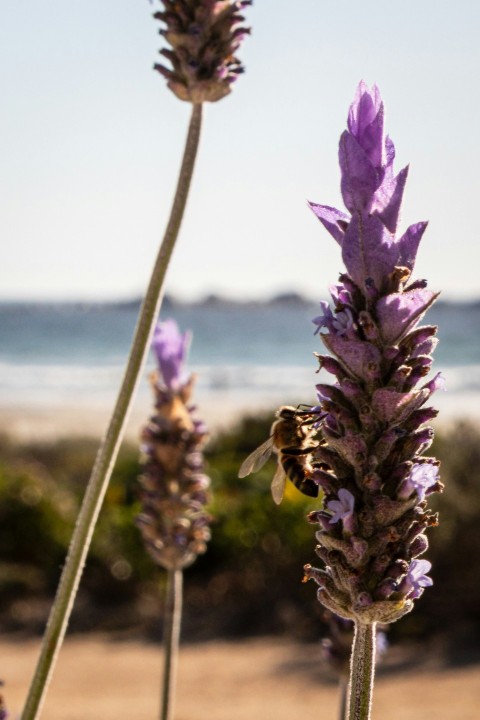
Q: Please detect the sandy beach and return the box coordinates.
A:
[3,635,479,720]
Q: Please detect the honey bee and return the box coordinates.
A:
[238,405,320,505]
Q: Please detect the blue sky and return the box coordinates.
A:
[1,1,479,301]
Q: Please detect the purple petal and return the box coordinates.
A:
[339,130,379,212]
[152,319,191,390]
[422,371,447,396]
[371,388,429,425]
[329,283,352,306]
[347,81,384,168]
[312,301,334,335]
[376,289,439,344]
[400,559,433,599]
[332,308,355,337]
[327,488,355,523]
[384,135,395,170]
[370,165,409,233]
[411,558,433,582]
[308,202,349,245]
[409,463,439,501]
[341,213,399,290]
[397,221,429,271]
[321,334,382,381]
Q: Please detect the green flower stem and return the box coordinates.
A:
[347,622,376,720]
[20,102,203,720]
[160,569,183,720]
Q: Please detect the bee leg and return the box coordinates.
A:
[282,445,313,456]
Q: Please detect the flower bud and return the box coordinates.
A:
[153,1,251,103]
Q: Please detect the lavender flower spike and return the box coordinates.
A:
[304,82,443,629]
[137,319,211,571]
[153,0,251,103]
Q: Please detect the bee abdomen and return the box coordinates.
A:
[280,455,319,498]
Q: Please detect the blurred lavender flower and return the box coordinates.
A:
[153,0,251,103]
[304,82,444,625]
[0,681,7,720]
[136,320,211,571]
[321,611,388,678]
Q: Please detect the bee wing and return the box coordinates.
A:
[271,462,287,505]
[238,438,274,478]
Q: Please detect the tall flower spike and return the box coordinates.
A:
[153,0,251,103]
[304,82,444,629]
[136,320,211,570]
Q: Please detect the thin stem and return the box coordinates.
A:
[20,102,203,720]
[347,622,376,720]
[338,674,348,720]
[160,569,183,720]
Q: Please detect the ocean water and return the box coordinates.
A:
[0,298,479,422]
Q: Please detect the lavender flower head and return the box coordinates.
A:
[153,0,251,103]
[136,320,211,570]
[304,82,444,625]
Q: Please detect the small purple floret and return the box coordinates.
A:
[313,301,334,335]
[327,488,355,532]
[422,372,447,396]
[152,319,191,390]
[399,463,439,502]
[399,559,433,599]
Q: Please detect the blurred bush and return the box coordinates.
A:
[0,416,479,659]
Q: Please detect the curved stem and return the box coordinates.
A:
[21,102,203,720]
[347,622,376,720]
[160,569,183,720]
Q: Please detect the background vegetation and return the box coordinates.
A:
[0,415,478,662]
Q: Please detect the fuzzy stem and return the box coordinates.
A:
[347,622,376,720]
[339,674,349,720]
[161,569,183,720]
[20,103,203,720]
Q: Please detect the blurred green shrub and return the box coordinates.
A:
[0,416,479,656]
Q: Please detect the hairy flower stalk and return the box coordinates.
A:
[320,612,387,720]
[302,82,444,720]
[154,0,251,103]
[21,7,249,719]
[136,319,211,720]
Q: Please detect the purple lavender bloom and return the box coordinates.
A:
[137,322,211,571]
[332,308,355,337]
[309,81,430,296]
[397,559,433,599]
[313,301,335,335]
[152,319,191,391]
[303,82,443,626]
[327,488,355,533]
[399,463,440,502]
